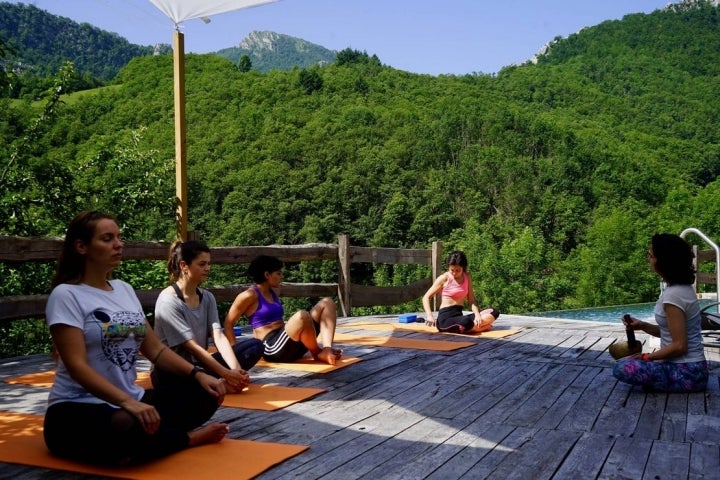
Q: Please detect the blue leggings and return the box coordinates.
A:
[613,358,709,393]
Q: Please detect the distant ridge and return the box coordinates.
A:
[214,31,337,72]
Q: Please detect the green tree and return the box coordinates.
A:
[237,54,252,72]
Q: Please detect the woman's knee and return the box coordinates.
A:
[312,298,336,319]
[287,310,313,329]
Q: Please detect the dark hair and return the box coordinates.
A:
[51,211,116,288]
[167,239,211,283]
[247,255,283,283]
[651,233,695,285]
[446,251,468,271]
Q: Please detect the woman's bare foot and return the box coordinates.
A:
[314,346,342,365]
[188,422,229,447]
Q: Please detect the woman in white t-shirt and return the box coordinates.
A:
[613,233,709,392]
[44,211,229,465]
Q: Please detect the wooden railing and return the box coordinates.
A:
[0,234,443,322]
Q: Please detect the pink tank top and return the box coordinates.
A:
[442,272,468,300]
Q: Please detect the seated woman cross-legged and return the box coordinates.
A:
[44,211,228,466]
[422,250,499,334]
[151,240,264,394]
[223,255,342,365]
[613,233,709,393]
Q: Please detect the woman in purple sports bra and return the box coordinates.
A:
[223,255,342,365]
[422,251,499,334]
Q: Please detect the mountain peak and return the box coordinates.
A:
[215,31,336,72]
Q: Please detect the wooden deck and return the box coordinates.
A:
[1,314,720,480]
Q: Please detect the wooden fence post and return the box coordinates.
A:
[431,241,443,310]
[338,234,351,317]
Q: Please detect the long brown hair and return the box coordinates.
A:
[166,239,211,284]
[51,211,116,288]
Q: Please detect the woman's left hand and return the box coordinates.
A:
[196,372,227,404]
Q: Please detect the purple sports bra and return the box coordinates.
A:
[442,272,468,300]
[248,285,284,329]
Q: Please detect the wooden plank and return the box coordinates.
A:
[592,382,645,437]
[349,245,431,265]
[423,423,516,480]
[660,393,688,442]
[479,428,581,480]
[556,366,616,433]
[535,365,606,430]
[634,392,668,440]
[349,279,432,306]
[599,436,653,479]
[210,243,338,264]
[552,432,616,479]
[689,443,720,479]
[0,282,340,321]
[506,364,586,427]
[644,440,691,480]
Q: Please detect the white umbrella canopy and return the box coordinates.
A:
[147,0,280,239]
[148,0,279,25]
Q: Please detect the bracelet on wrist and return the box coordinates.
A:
[641,353,651,361]
[190,365,204,379]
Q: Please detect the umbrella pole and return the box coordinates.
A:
[173,29,188,240]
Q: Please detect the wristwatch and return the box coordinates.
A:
[190,365,204,378]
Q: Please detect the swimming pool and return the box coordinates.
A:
[525,299,718,323]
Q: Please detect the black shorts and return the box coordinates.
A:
[261,321,320,362]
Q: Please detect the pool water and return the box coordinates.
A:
[525,299,718,323]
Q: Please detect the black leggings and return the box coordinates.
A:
[213,337,264,371]
[436,305,475,333]
[44,379,218,465]
[150,337,264,388]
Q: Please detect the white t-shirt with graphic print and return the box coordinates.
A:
[46,280,146,407]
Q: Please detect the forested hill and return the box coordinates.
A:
[0,2,158,92]
[2,1,720,316]
[0,2,337,97]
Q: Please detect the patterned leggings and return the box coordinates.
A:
[613,358,709,393]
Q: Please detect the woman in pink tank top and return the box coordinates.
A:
[422,251,499,334]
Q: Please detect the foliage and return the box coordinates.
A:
[0,2,156,98]
[0,319,52,358]
[3,1,720,358]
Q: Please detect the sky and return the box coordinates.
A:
[14,0,673,75]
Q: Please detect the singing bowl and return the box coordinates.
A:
[608,340,642,360]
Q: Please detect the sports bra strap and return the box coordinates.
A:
[172,283,203,303]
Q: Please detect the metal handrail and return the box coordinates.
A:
[680,227,720,313]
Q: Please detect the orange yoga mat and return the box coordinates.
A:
[256,355,362,373]
[223,383,325,410]
[341,321,521,339]
[0,411,307,480]
[5,372,325,411]
[333,332,474,351]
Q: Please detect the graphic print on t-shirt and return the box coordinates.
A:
[92,309,146,372]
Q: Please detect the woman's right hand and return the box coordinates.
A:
[425,316,436,327]
[622,314,643,330]
[119,398,161,435]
